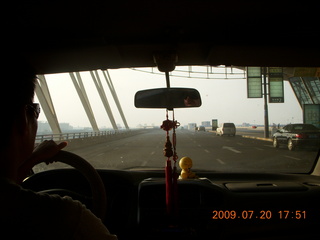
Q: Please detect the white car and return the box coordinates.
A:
[216,123,236,136]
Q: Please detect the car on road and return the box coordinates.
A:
[4,1,320,240]
[216,123,236,136]
[196,126,206,131]
[273,123,320,151]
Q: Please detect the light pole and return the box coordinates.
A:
[263,67,269,138]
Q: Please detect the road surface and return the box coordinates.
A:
[34,128,318,174]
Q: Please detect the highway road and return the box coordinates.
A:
[34,128,318,174]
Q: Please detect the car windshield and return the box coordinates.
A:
[223,123,234,128]
[33,66,319,174]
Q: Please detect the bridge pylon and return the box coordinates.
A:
[36,75,62,137]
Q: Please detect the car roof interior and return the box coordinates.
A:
[7,1,320,74]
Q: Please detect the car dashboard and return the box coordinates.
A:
[22,167,320,240]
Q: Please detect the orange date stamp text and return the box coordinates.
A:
[212,210,306,220]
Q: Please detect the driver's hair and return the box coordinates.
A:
[0,56,37,151]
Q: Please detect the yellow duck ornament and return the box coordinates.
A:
[179,156,198,179]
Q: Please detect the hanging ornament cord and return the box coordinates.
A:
[161,109,179,217]
[162,110,173,215]
[172,110,179,217]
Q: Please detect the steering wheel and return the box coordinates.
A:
[30,150,107,221]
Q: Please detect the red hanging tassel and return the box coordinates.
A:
[165,158,172,215]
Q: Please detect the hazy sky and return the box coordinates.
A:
[35,66,302,130]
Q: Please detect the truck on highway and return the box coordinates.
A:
[188,123,197,131]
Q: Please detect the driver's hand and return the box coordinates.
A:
[32,140,68,165]
[17,140,68,184]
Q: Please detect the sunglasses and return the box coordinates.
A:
[27,103,41,119]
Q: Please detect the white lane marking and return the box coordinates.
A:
[222,146,242,153]
[284,155,301,161]
[204,149,210,153]
[150,151,155,155]
[97,153,104,157]
[216,158,225,165]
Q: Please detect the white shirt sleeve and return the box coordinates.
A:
[69,198,118,240]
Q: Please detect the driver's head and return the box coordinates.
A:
[0,56,38,164]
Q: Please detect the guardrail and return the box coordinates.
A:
[35,130,130,143]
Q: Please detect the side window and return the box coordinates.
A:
[285,125,292,132]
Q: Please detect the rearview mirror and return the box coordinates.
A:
[134,88,202,109]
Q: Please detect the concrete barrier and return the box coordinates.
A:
[36,129,147,150]
[65,130,148,150]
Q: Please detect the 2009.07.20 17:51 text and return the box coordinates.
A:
[212,210,307,220]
